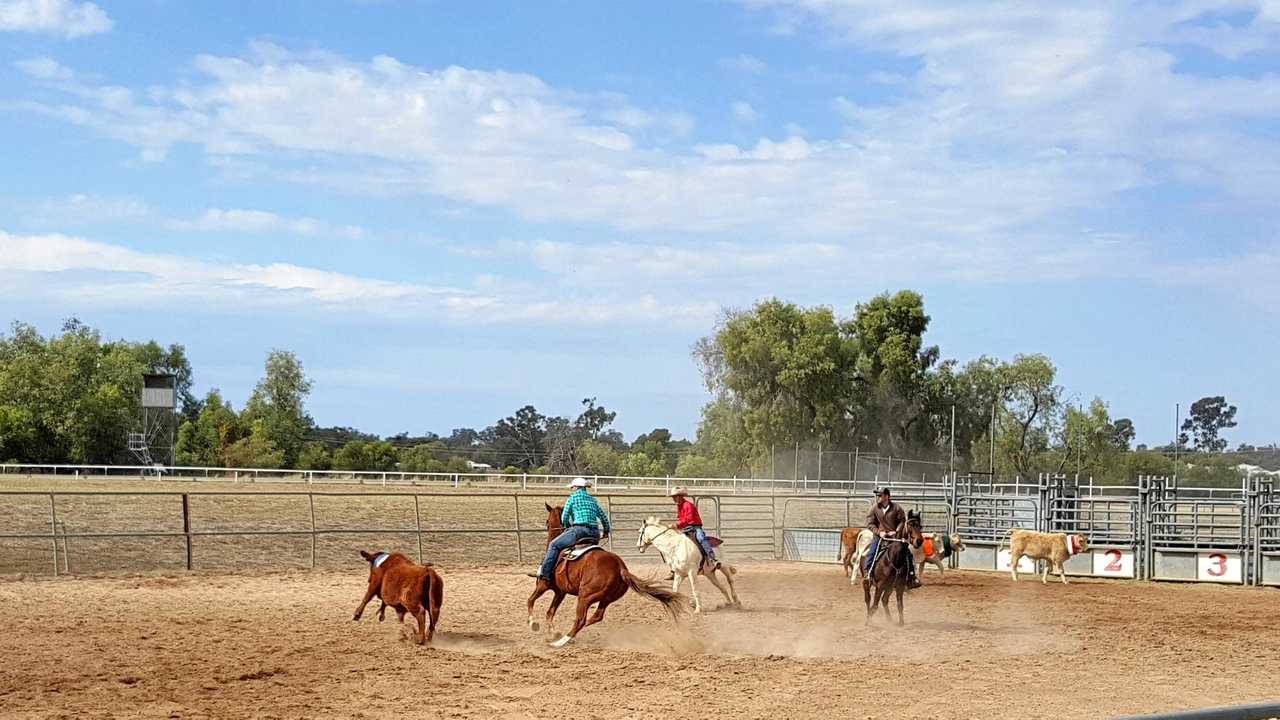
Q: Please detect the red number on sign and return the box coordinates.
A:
[1206,553,1228,577]
[1104,550,1123,572]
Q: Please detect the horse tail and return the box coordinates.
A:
[622,567,692,620]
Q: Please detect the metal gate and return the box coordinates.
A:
[953,494,1039,573]
[1048,496,1139,579]
[1146,499,1247,584]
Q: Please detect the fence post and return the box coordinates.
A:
[522,472,527,491]
[513,495,523,563]
[181,493,192,571]
[414,495,424,564]
[309,493,317,569]
[48,493,58,577]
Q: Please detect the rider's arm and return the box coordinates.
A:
[597,500,611,535]
[560,501,573,527]
[674,502,692,529]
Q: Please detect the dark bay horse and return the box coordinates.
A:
[862,509,924,626]
[526,503,690,647]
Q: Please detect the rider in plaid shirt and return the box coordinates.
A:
[536,477,610,582]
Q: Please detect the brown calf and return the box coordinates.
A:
[353,550,444,645]
[1001,529,1089,584]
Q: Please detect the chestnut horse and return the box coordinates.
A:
[862,510,924,626]
[526,503,690,647]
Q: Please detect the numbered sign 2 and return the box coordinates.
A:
[1196,552,1242,583]
[1091,548,1134,578]
[997,549,1037,574]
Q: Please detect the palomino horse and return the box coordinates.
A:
[861,510,924,626]
[526,503,690,647]
[636,516,741,612]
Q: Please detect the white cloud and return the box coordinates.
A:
[32,193,151,224]
[12,12,1280,285]
[731,100,759,123]
[0,0,112,38]
[167,208,366,239]
[719,54,768,74]
[0,230,717,325]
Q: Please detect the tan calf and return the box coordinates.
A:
[1000,529,1089,584]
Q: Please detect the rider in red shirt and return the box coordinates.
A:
[671,487,719,568]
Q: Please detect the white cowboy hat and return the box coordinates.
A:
[668,486,689,497]
[567,477,591,488]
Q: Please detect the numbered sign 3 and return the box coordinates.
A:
[1091,548,1135,578]
[1196,552,1242,583]
[997,549,1037,574]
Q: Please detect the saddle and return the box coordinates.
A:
[561,544,605,562]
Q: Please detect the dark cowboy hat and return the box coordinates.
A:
[874,487,891,496]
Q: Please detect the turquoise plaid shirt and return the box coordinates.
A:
[561,489,610,534]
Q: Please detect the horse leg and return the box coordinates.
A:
[879,584,891,621]
[863,578,874,624]
[545,590,567,635]
[526,580,550,631]
[377,600,387,622]
[704,567,735,608]
[584,598,613,628]
[686,571,702,613]
[551,594,594,648]
[895,582,905,626]
[395,607,406,623]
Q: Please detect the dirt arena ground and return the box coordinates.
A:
[3,560,1278,720]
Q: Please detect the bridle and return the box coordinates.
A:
[636,522,675,557]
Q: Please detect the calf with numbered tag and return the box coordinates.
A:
[1000,529,1089,585]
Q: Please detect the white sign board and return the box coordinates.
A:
[997,549,1038,574]
[1196,552,1242,583]
[1091,549,1135,578]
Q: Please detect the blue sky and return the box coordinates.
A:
[1,0,1278,447]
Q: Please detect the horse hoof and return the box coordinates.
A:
[550,635,571,648]
[529,621,540,632]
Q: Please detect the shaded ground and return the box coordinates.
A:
[2,561,1277,719]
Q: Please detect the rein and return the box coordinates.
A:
[638,524,675,553]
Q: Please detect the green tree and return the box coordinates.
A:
[222,420,285,468]
[483,405,546,469]
[241,350,313,467]
[695,398,756,476]
[694,300,856,450]
[675,453,721,478]
[846,290,943,453]
[174,390,239,466]
[398,442,448,473]
[576,440,621,476]
[618,451,666,477]
[1180,396,1237,453]
[993,354,1063,477]
[333,440,398,471]
[296,442,333,471]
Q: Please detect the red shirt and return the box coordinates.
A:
[674,498,702,528]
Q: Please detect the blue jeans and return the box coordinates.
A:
[682,526,716,561]
[539,526,599,579]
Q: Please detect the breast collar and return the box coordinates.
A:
[372,552,390,568]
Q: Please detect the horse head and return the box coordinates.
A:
[904,509,925,549]
[636,516,665,552]
[544,503,564,547]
